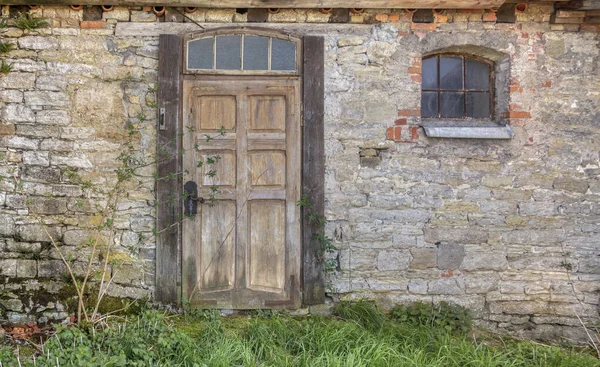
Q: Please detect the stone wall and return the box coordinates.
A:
[0,5,599,342]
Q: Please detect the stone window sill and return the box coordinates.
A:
[421,121,514,140]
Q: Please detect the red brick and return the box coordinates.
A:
[564,24,581,32]
[410,126,419,141]
[388,13,400,22]
[411,23,437,31]
[394,126,402,141]
[411,59,422,67]
[503,111,531,119]
[482,13,497,22]
[408,67,421,74]
[375,13,389,22]
[521,32,529,38]
[581,24,600,32]
[143,6,152,11]
[410,75,422,83]
[386,127,394,140]
[509,104,523,111]
[434,14,449,23]
[542,80,552,88]
[398,109,420,117]
[80,21,105,29]
[394,118,407,126]
[509,87,523,93]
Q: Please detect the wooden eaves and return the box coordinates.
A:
[0,0,507,9]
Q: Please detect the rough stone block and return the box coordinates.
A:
[18,36,59,50]
[377,250,411,271]
[553,178,589,194]
[425,228,488,244]
[0,72,36,89]
[22,166,61,183]
[1,104,35,123]
[408,279,428,294]
[0,90,24,103]
[461,252,508,271]
[16,260,37,278]
[37,110,71,125]
[38,260,67,278]
[464,275,499,294]
[338,249,376,271]
[17,224,62,243]
[437,243,465,269]
[23,151,50,166]
[112,264,144,285]
[36,75,68,91]
[25,91,69,107]
[0,214,15,236]
[409,248,436,269]
[428,278,465,295]
[28,197,68,215]
[63,230,93,247]
[0,259,17,276]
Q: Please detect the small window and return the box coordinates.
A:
[185,32,299,75]
[421,55,493,119]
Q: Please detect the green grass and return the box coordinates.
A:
[0,306,599,366]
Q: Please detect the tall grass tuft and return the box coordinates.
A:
[331,299,387,331]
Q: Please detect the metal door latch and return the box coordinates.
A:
[159,108,166,131]
[184,181,204,216]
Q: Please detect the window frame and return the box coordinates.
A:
[183,28,302,76]
[421,53,495,120]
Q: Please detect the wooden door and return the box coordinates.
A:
[182,77,301,309]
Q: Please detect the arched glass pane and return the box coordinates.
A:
[465,58,490,90]
[188,38,214,70]
[422,57,438,90]
[271,38,296,71]
[244,36,269,71]
[440,56,463,90]
[216,35,241,70]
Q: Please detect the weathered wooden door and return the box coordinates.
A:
[182,77,301,309]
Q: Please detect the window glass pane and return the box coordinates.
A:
[271,38,296,71]
[422,57,438,90]
[440,56,463,90]
[466,58,490,90]
[243,36,269,70]
[440,92,464,118]
[188,38,213,70]
[466,92,490,118]
[421,92,438,118]
[216,35,241,70]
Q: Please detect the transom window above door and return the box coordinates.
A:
[421,54,493,119]
[185,30,301,75]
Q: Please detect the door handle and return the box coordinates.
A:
[184,181,204,216]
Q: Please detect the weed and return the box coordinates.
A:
[390,301,472,335]
[13,12,49,30]
[0,41,14,54]
[0,59,13,74]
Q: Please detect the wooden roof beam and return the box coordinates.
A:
[0,1,507,10]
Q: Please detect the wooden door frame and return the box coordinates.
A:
[156,29,325,307]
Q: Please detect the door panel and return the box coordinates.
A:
[182,78,301,309]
